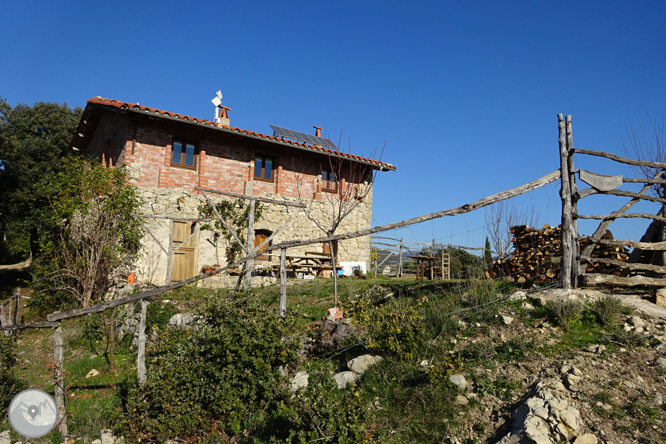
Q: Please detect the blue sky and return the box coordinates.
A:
[2,1,665,252]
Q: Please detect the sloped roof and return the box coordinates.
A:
[85,97,396,171]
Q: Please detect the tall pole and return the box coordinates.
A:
[137,300,148,385]
[397,238,403,277]
[244,187,255,290]
[558,114,573,291]
[565,115,579,287]
[53,324,67,437]
[279,248,287,317]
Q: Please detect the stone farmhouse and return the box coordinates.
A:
[69,97,395,286]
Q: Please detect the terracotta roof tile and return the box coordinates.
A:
[87,97,396,171]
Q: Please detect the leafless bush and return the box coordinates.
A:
[485,199,542,259]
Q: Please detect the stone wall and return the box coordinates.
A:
[132,186,372,287]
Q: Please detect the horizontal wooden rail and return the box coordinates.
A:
[573,148,666,169]
[576,213,666,223]
[579,255,666,273]
[622,177,666,184]
[582,238,666,251]
[582,273,666,287]
[578,188,666,204]
[0,322,59,331]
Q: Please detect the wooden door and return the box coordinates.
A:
[171,221,198,282]
[254,229,272,261]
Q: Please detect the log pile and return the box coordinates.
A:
[490,224,629,284]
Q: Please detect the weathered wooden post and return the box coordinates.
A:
[397,238,403,277]
[53,323,67,436]
[430,239,436,280]
[244,198,256,290]
[137,300,148,385]
[165,220,174,286]
[565,115,580,287]
[558,114,574,290]
[279,248,287,317]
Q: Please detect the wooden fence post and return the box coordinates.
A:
[13,289,20,336]
[565,115,580,287]
[53,323,67,437]
[397,238,403,277]
[137,300,148,386]
[244,199,256,290]
[279,248,287,317]
[1,301,8,336]
[559,114,574,290]
[165,220,174,286]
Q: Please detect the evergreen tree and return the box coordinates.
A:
[484,236,493,269]
[0,98,82,261]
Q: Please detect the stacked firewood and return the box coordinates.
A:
[489,224,629,283]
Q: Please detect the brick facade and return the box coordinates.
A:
[71,97,395,286]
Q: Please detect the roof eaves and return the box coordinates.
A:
[86,97,397,171]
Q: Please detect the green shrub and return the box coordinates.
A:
[145,301,179,334]
[344,291,426,359]
[548,299,583,330]
[0,334,24,418]
[592,295,623,326]
[119,291,300,442]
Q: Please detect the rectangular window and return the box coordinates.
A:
[172,140,197,169]
[321,169,337,192]
[254,155,275,181]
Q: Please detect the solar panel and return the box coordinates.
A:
[270,124,338,150]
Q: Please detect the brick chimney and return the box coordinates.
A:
[217,106,230,128]
[314,126,322,137]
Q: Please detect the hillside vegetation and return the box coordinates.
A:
[1,276,666,443]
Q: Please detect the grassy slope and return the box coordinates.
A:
[3,276,666,443]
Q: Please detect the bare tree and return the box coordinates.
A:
[485,199,542,260]
[624,115,666,198]
[295,145,384,305]
[624,116,666,265]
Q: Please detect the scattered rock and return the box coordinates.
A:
[522,302,535,310]
[85,369,100,378]
[627,316,645,329]
[656,357,666,369]
[332,371,359,389]
[168,313,200,328]
[649,393,663,406]
[502,315,514,325]
[101,429,115,444]
[596,401,612,411]
[584,344,606,354]
[348,355,383,374]
[0,431,10,444]
[448,374,468,390]
[573,433,598,444]
[508,291,527,301]
[498,379,580,444]
[656,288,666,307]
[455,395,469,406]
[91,440,102,444]
[289,371,309,392]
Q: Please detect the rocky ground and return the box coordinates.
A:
[444,289,666,444]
